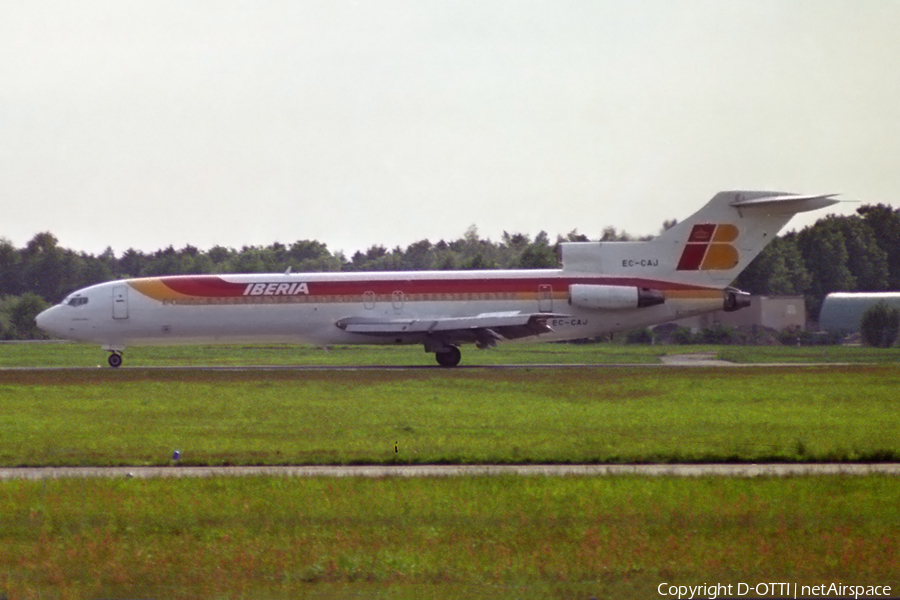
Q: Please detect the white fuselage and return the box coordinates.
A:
[36,269,723,350]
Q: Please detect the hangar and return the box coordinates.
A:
[819,292,900,333]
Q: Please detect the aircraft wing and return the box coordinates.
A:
[335,311,566,346]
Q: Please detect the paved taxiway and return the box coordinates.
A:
[2,463,899,480]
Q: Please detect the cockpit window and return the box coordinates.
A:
[66,297,89,307]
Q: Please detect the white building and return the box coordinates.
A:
[668,295,806,332]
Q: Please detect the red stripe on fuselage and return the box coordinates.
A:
[159,276,249,297]
[304,278,703,295]
[150,274,717,298]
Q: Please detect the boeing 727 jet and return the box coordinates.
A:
[36,191,838,367]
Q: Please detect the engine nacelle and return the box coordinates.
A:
[569,284,665,310]
[723,288,752,312]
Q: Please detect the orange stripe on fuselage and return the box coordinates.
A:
[127,278,195,301]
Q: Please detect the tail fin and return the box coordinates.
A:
[560,190,839,287]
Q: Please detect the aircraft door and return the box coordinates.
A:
[112,286,129,320]
[538,284,553,312]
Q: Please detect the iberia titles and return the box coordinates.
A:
[243,282,310,296]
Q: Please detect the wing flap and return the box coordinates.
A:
[335,311,564,341]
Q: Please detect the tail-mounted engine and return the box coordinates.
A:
[569,284,665,310]
[723,287,752,312]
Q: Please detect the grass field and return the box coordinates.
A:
[2,342,898,599]
[4,340,900,368]
[1,475,898,599]
[0,341,665,368]
[1,365,898,466]
[718,344,900,363]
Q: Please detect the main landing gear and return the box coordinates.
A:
[434,346,461,368]
[107,352,123,368]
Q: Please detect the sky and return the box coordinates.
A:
[2,1,899,257]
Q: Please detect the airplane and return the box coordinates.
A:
[35,191,838,368]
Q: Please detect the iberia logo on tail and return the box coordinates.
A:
[676,223,740,271]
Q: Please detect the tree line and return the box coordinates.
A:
[1,204,898,339]
[732,204,900,317]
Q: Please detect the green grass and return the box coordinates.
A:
[719,344,900,363]
[2,366,899,466]
[3,343,897,599]
[1,475,897,599]
[0,341,669,367]
[4,340,900,369]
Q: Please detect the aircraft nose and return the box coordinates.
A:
[35,306,63,337]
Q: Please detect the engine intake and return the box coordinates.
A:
[569,284,665,310]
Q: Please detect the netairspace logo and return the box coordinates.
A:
[657,582,893,599]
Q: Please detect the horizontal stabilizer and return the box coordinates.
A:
[729,192,840,214]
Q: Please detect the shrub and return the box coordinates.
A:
[778,326,803,346]
[860,302,900,348]
[669,326,697,345]
[625,328,653,344]
[778,326,843,346]
[1,293,50,340]
[697,324,741,345]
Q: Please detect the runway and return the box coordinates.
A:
[2,463,899,480]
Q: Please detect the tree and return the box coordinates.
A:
[600,226,632,241]
[207,245,233,268]
[434,252,458,270]
[144,245,183,275]
[733,234,811,296]
[859,302,900,348]
[77,250,114,288]
[461,253,495,270]
[857,203,900,290]
[119,248,148,278]
[229,247,269,273]
[0,238,23,296]
[20,232,85,303]
[288,240,331,264]
[517,232,557,269]
[797,223,856,319]
[821,216,888,291]
[402,240,434,271]
[4,293,50,339]
[565,229,589,242]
